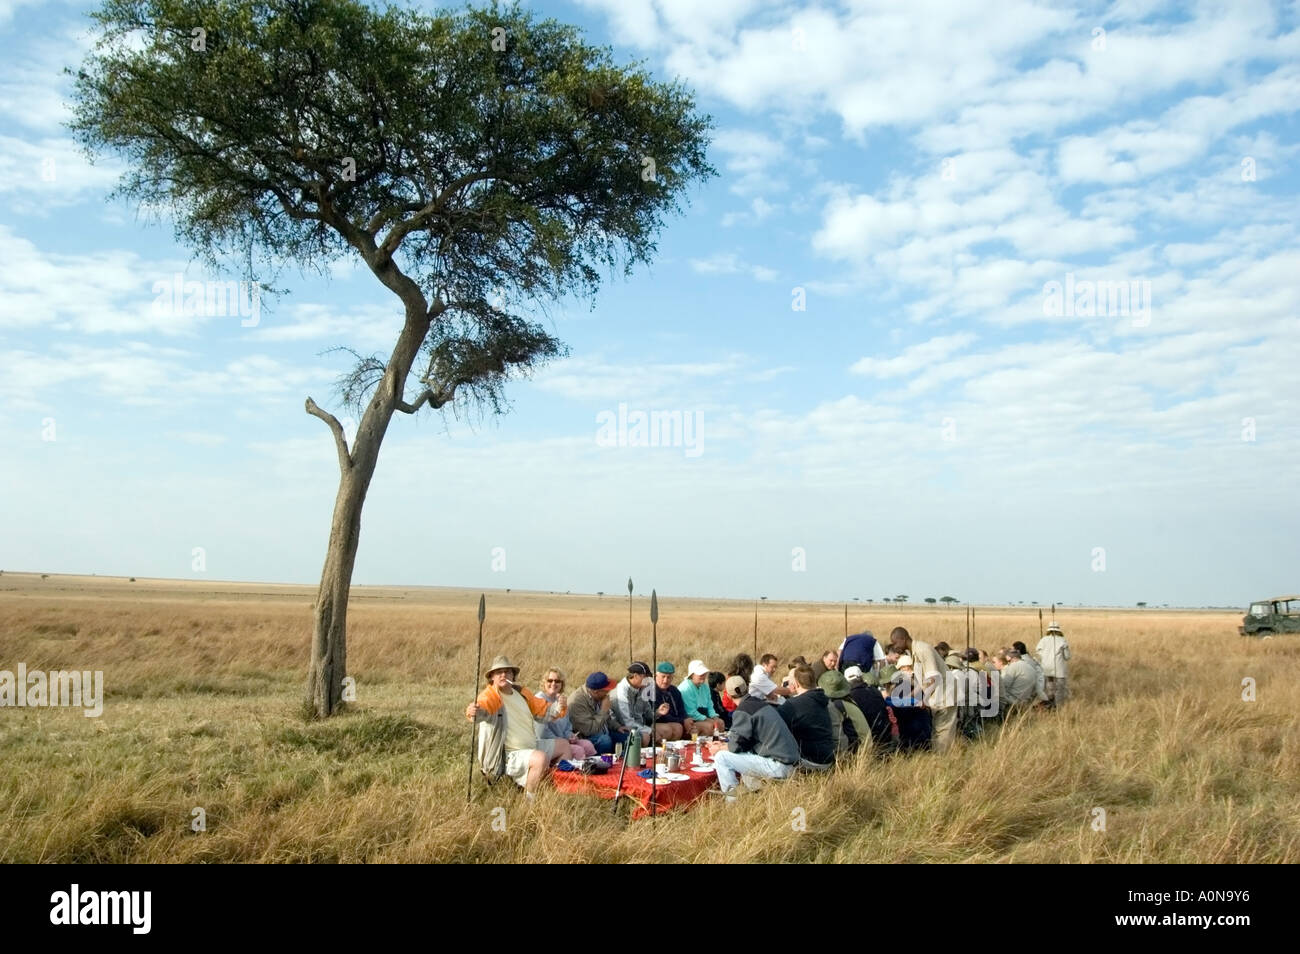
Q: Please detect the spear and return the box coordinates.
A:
[627,577,634,663]
[1038,607,1044,639]
[844,602,848,639]
[650,589,659,821]
[467,592,485,804]
[962,604,972,737]
[753,599,758,658]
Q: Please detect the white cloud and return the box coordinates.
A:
[850,333,978,379]
[689,251,777,282]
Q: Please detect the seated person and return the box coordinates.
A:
[648,661,689,741]
[843,665,894,751]
[708,676,800,800]
[612,661,660,745]
[750,653,790,704]
[707,671,733,729]
[777,665,836,770]
[811,649,840,683]
[677,659,726,735]
[535,667,596,758]
[818,670,871,755]
[466,655,571,796]
[886,655,932,752]
[567,671,629,755]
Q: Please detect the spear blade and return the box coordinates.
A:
[650,590,658,624]
[478,593,485,623]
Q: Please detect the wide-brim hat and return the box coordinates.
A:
[1046,622,1063,633]
[485,655,519,678]
[818,670,852,699]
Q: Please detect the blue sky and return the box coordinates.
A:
[2,0,1298,607]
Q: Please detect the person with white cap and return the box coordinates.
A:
[888,627,957,752]
[677,659,725,735]
[1035,622,1072,705]
[465,655,570,796]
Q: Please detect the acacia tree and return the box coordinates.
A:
[72,0,713,716]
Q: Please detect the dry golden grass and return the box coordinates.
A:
[1,572,1297,863]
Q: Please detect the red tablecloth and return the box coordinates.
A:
[552,751,719,819]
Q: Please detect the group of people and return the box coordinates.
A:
[465,622,1072,801]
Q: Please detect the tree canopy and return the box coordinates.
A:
[72,0,715,415]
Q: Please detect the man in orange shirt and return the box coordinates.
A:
[466,655,571,796]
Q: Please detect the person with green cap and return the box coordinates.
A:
[648,660,690,741]
[818,670,872,756]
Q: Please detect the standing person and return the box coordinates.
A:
[839,630,885,673]
[750,653,790,704]
[678,660,725,735]
[465,655,571,797]
[1035,622,1072,705]
[612,661,665,745]
[777,665,835,771]
[708,676,800,800]
[888,626,956,753]
[811,649,840,683]
[648,661,689,741]
[567,672,629,754]
[535,667,596,758]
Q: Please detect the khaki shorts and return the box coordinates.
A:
[504,739,558,787]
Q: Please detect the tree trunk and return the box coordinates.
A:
[306,283,432,717]
[309,467,370,717]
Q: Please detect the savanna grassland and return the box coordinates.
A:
[1,572,1297,863]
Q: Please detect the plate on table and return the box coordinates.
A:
[690,765,715,774]
[653,772,692,782]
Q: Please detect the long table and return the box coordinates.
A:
[551,747,719,819]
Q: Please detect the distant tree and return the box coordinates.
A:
[1136,601,1147,608]
[924,597,937,604]
[882,597,891,604]
[939,596,957,605]
[596,591,604,597]
[72,0,713,717]
[894,594,908,603]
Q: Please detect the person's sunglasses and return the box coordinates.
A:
[545,679,564,686]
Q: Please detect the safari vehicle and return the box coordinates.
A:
[1239,596,1300,636]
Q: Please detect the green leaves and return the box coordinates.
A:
[73,0,714,411]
